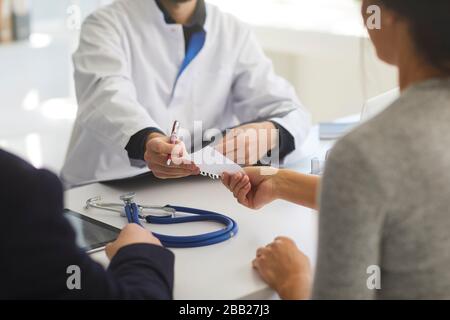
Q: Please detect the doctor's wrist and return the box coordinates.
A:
[147,132,166,143]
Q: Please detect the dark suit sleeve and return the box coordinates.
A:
[0,150,174,300]
[125,127,165,162]
[270,121,295,160]
[107,244,174,299]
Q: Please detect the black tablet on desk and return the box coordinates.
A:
[63,209,121,254]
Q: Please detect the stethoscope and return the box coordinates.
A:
[85,192,238,248]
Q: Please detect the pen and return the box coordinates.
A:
[166,120,180,166]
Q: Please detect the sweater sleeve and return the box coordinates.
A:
[312,138,387,300]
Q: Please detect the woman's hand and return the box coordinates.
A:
[253,237,312,300]
[221,167,278,210]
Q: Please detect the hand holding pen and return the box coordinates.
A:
[166,120,180,166]
[144,121,200,179]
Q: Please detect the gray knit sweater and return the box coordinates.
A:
[313,78,450,299]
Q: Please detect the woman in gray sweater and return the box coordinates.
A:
[222,0,450,299]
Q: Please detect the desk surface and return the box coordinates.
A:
[65,174,319,300]
[64,136,333,300]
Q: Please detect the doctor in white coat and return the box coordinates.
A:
[61,0,311,188]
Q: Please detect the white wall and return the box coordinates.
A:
[265,39,398,124]
[209,0,399,123]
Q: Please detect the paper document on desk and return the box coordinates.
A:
[187,146,243,179]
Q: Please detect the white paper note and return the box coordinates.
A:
[187,146,243,178]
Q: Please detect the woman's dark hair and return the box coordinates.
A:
[377,0,450,74]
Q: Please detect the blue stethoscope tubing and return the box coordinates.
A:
[124,203,239,248]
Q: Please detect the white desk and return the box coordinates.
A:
[65,175,316,300]
[64,132,333,300]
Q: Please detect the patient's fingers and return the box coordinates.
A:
[236,184,251,206]
[256,247,266,257]
[252,258,259,270]
[229,173,243,190]
[221,172,231,189]
[222,173,250,207]
[233,175,249,197]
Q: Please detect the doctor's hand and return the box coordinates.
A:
[105,224,162,260]
[253,237,312,300]
[216,122,277,166]
[144,132,200,179]
[221,167,279,210]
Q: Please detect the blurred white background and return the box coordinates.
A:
[0,0,397,173]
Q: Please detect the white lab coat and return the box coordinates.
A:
[61,0,311,188]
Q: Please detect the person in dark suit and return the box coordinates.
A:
[0,149,174,299]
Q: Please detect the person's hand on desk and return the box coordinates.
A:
[216,122,277,166]
[105,224,162,260]
[253,237,312,300]
[144,132,200,179]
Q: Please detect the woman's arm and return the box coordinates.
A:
[274,170,319,210]
[221,167,320,210]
